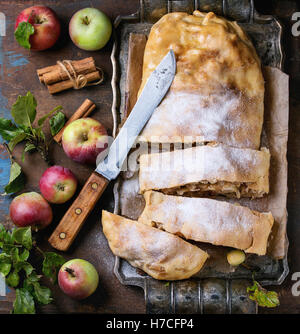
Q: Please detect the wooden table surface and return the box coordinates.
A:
[0,0,299,314]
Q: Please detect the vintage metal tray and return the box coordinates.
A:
[110,0,289,314]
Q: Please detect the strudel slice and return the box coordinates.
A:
[139,191,274,255]
[102,210,209,280]
[139,144,270,198]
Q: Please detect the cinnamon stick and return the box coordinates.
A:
[37,57,94,83]
[47,71,101,94]
[53,99,96,143]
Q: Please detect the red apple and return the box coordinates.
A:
[58,259,99,300]
[9,192,53,230]
[15,6,61,51]
[39,166,78,204]
[62,118,108,165]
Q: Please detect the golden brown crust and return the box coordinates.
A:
[138,11,264,149]
[139,191,274,255]
[139,11,263,97]
[139,144,270,198]
[102,210,209,280]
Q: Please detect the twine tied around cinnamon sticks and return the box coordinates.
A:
[37,57,104,94]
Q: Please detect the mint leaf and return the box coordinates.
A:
[24,143,35,153]
[0,253,12,276]
[6,270,20,288]
[37,105,63,127]
[11,92,37,127]
[15,261,34,276]
[25,272,41,285]
[247,280,280,308]
[8,132,27,151]
[0,225,57,313]
[42,252,66,283]
[49,111,65,136]
[12,227,32,250]
[32,282,52,305]
[19,249,30,262]
[0,118,24,141]
[13,288,35,314]
[3,161,26,195]
[14,22,34,50]
[21,143,36,162]
[0,227,14,250]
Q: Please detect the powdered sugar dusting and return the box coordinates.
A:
[139,144,270,191]
[140,89,262,149]
[140,192,260,250]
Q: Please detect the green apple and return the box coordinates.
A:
[69,8,112,51]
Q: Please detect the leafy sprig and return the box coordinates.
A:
[0,91,65,194]
[247,279,280,308]
[0,224,66,314]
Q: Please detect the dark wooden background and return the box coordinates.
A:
[0,0,299,314]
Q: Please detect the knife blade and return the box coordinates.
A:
[48,50,176,251]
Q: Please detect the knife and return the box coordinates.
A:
[48,50,176,251]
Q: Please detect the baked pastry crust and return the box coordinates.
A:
[138,11,264,149]
[102,210,209,280]
[139,144,270,198]
[139,191,274,255]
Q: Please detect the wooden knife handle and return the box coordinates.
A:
[48,172,109,251]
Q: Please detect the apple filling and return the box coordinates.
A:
[160,180,267,199]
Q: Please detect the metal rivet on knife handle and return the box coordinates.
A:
[75,208,82,215]
[59,232,66,239]
[91,182,98,190]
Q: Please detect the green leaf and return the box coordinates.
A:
[32,283,52,305]
[0,253,12,276]
[49,111,65,136]
[21,143,36,162]
[11,92,37,127]
[42,252,66,283]
[37,105,63,127]
[0,118,24,141]
[13,288,35,314]
[1,228,14,246]
[24,143,35,153]
[19,249,30,262]
[24,272,52,305]
[25,271,40,284]
[12,227,32,250]
[0,224,8,245]
[8,132,27,151]
[6,270,20,288]
[3,161,26,195]
[15,261,34,276]
[14,22,35,50]
[247,280,280,308]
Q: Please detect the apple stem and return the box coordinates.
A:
[65,267,76,278]
[82,16,90,25]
